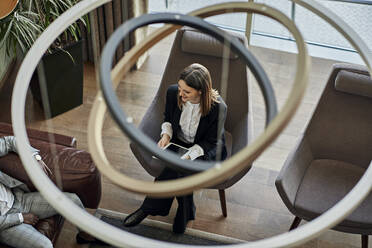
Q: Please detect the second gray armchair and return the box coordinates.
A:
[276,63,372,248]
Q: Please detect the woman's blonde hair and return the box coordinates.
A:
[177,63,219,116]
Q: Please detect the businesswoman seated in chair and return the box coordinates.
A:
[123,63,227,234]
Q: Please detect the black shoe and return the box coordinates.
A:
[172,214,189,234]
[76,232,109,246]
[172,220,187,234]
[123,209,148,227]
[172,202,195,234]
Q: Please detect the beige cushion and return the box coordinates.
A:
[295,159,372,230]
[335,70,372,98]
[181,29,240,59]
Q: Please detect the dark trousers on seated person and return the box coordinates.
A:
[140,167,196,225]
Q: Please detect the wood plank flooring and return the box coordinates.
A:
[17,28,365,248]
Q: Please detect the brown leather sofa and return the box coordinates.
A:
[0,122,102,247]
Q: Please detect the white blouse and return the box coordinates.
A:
[160,101,204,160]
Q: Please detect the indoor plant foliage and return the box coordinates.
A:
[0,0,88,118]
[0,0,86,57]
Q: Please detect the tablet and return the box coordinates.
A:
[152,142,190,160]
[163,142,189,157]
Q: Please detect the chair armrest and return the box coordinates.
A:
[138,96,164,141]
[230,115,250,156]
[129,97,165,177]
[275,136,314,214]
[45,147,101,209]
[211,115,251,189]
[0,122,76,148]
[27,129,77,148]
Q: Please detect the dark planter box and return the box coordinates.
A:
[31,40,83,118]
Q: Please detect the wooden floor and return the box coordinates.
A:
[20,28,364,248]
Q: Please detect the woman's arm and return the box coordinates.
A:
[158,85,178,147]
[197,102,227,160]
[163,85,178,123]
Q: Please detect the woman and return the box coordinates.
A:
[123,63,227,233]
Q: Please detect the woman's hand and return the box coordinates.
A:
[158,134,170,148]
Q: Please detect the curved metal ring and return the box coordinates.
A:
[11,0,372,247]
[99,12,277,174]
[88,2,309,197]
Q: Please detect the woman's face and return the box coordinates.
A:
[178,80,201,104]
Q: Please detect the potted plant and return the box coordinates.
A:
[0,0,87,118]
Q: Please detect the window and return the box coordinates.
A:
[148,0,372,63]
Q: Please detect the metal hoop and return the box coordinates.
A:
[11,0,372,247]
[88,2,309,197]
[99,13,276,174]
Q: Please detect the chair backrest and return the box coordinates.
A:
[154,27,250,134]
[305,63,372,169]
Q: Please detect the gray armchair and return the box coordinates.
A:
[130,28,253,217]
[276,63,372,248]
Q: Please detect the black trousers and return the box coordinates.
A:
[140,167,196,224]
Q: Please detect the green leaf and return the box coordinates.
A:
[0,17,15,50]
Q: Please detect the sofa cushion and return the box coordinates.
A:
[295,159,372,230]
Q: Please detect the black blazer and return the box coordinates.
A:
[163,85,227,161]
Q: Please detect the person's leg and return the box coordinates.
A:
[0,223,53,248]
[173,193,196,233]
[141,167,178,215]
[12,190,106,245]
[141,138,193,216]
[17,191,83,219]
[123,167,178,227]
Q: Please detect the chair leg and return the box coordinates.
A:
[218,189,227,217]
[289,216,302,231]
[362,235,368,248]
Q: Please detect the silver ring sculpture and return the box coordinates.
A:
[11,0,372,247]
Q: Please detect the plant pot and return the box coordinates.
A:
[30,40,83,118]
